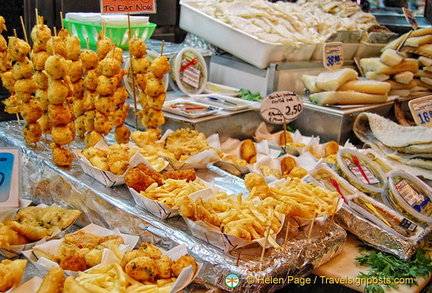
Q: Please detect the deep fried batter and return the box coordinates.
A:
[125,167,156,192]
[172,254,198,277]
[162,169,196,182]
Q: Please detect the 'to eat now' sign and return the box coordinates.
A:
[100,0,156,14]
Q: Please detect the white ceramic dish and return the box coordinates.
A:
[163,98,221,118]
[191,93,257,111]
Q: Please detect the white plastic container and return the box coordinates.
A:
[169,47,208,96]
[383,170,432,226]
[336,148,387,197]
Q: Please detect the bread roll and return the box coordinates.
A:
[315,68,358,91]
[338,79,390,95]
[240,139,257,164]
[309,91,388,105]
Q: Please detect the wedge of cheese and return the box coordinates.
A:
[338,79,391,95]
[365,72,390,81]
[380,48,405,66]
[360,57,419,75]
[393,71,414,84]
[387,79,417,90]
[301,74,322,93]
[315,68,358,91]
[309,91,388,105]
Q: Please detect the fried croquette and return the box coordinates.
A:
[136,163,163,185]
[139,242,163,259]
[125,168,156,192]
[172,254,198,277]
[51,143,74,167]
[124,256,157,283]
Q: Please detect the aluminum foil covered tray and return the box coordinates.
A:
[0,121,346,292]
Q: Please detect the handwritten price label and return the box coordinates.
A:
[101,0,156,14]
[409,95,432,127]
[324,42,343,70]
[260,91,303,125]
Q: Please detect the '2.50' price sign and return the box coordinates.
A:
[409,95,432,127]
[260,91,303,125]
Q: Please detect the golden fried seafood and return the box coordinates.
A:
[84,130,105,147]
[48,103,73,125]
[89,156,109,171]
[164,128,211,161]
[0,51,12,72]
[46,36,67,58]
[67,60,84,83]
[288,166,308,179]
[144,108,165,128]
[99,57,122,77]
[81,146,107,160]
[83,90,97,111]
[149,55,170,78]
[36,266,65,293]
[31,51,50,71]
[172,254,198,277]
[0,71,16,92]
[121,250,146,269]
[7,37,31,62]
[72,79,85,100]
[240,139,257,164]
[12,57,34,79]
[113,86,128,105]
[144,72,165,97]
[72,98,85,118]
[97,75,120,96]
[84,110,96,132]
[0,16,6,33]
[94,95,115,116]
[74,115,85,137]
[162,169,196,182]
[125,167,156,192]
[96,37,113,60]
[124,256,157,283]
[80,49,98,71]
[244,172,269,200]
[64,230,102,249]
[280,156,297,176]
[94,111,112,135]
[23,121,42,144]
[51,143,74,166]
[0,35,5,52]
[47,79,69,104]
[65,35,81,61]
[14,78,38,99]
[2,95,21,114]
[33,70,49,89]
[149,92,166,110]
[134,73,147,90]
[324,140,339,157]
[38,113,52,134]
[6,220,48,241]
[83,68,98,91]
[35,89,49,110]
[51,125,75,145]
[31,19,52,52]
[60,254,88,271]
[0,259,27,292]
[0,223,22,249]
[130,56,150,74]
[136,162,163,185]
[109,160,129,175]
[111,103,129,127]
[114,125,131,144]
[156,255,173,279]
[20,98,44,122]
[107,47,124,64]
[128,37,147,58]
[45,55,67,80]
[279,130,293,146]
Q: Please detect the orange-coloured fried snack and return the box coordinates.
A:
[280,156,297,176]
[135,162,163,185]
[240,139,256,164]
[125,167,157,193]
[0,259,27,292]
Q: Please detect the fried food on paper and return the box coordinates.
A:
[280,156,297,176]
[36,266,65,293]
[63,276,91,293]
[161,168,196,182]
[240,139,257,164]
[125,167,157,192]
[0,259,27,292]
[244,172,270,199]
[172,254,198,277]
[279,130,293,146]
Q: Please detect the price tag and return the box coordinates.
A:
[409,95,432,127]
[324,42,343,70]
[0,148,20,207]
[403,8,418,30]
[101,0,156,14]
[260,91,303,125]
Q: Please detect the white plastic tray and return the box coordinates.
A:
[190,93,257,111]
[179,1,316,69]
[163,98,221,118]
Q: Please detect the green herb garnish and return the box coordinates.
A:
[237,88,263,102]
[355,245,432,293]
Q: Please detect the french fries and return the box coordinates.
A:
[75,263,176,293]
[140,178,208,207]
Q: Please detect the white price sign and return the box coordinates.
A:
[324,42,343,70]
[260,91,303,125]
[409,95,432,127]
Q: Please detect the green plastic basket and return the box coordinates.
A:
[63,19,156,51]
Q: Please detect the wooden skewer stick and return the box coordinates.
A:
[59,11,64,30]
[236,250,241,266]
[283,221,290,251]
[13,29,17,38]
[306,212,317,243]
[259,208,274,269]
[19,16,28,43]
[326,196,341,234]
[160,40,165,56]
[16,113,21,126]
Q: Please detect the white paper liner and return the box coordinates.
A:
[159,131,223,170]
[183,188,284,252]
[73,140,169,187]
[8,277,42,293]
[0,203,79,258]
[22,223,139,275]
